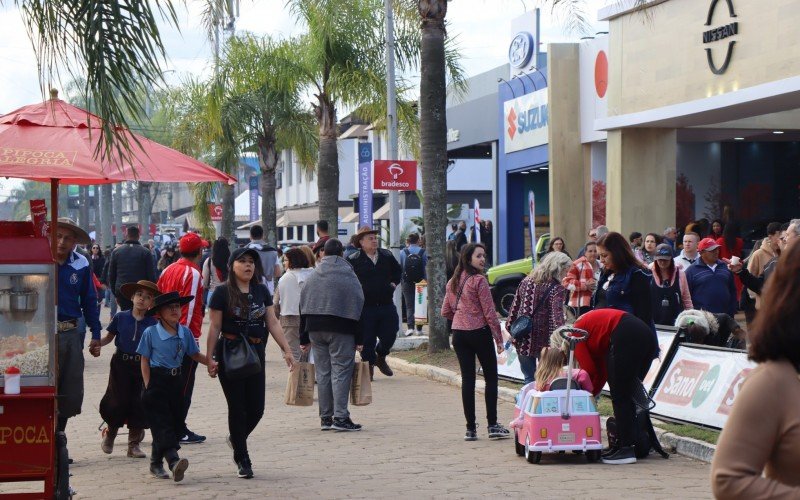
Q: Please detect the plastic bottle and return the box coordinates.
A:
[4,366,21,395]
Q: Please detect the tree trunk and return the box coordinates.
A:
[79,185,89,231]
[114,183,124,244]
[99,184,113,248]
[258,132,279,249]
[314,93,339,236]
[419,1,450,352]
[221,183,235,245]
[138,182,153,240]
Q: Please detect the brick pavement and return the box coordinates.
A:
[3,309,712,499]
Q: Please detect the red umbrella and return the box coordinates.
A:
[0,90,236,185]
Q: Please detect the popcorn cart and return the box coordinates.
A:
[0,221,60,498]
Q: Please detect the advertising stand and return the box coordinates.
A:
[0,222,59,498]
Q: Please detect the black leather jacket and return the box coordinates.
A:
[108,240,156,295]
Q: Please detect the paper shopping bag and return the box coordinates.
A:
[284,361,315,406]
[350,361,372,406]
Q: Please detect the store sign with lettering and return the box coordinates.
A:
[703,0,738,74]
[0,147,76,167]
[503,89,548,154]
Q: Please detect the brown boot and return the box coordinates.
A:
[101,426,118,454]
[127,428,147,458]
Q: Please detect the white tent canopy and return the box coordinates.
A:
[234,190,262,219]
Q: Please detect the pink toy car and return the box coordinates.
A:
[513,328,603,464]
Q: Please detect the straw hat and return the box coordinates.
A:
[56,217,91,245]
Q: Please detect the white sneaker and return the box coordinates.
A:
[404,329,415,337]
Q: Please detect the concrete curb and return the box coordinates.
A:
[386,356,716,463]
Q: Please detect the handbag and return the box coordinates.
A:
[447,274,472,333]
[509,283,555,343]
[221,333,261,380]
[221,290,262,380]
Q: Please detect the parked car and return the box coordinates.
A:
[487,233,550,316]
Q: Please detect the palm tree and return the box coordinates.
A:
[288,0,423,236]
[217,35,318,247]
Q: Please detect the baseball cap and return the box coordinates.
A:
[698,237,721,252]
[179,232,204,254]
[228,247,261,268]
[654,244,673,260]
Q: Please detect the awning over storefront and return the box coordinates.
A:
[342,203,390,223]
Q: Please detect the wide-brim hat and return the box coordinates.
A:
[56,217,91,245]
[145,291,193,317]
[353,226,379,248]
[120,280,161,300]
[228,247,261,268]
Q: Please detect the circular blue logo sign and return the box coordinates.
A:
[508,32,534,69]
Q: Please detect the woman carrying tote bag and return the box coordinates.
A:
[206,247,295,480]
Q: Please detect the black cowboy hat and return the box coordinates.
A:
[145,291,193,317]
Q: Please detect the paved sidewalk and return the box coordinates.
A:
[5,310,712,498]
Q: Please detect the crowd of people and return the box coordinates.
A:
[52,211,800,491]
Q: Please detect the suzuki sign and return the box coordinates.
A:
[503,88,548,154]
[373,160,417,191]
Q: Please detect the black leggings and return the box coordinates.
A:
[607,315,656,447]
[218,343,266,462]
[452,327,498,430]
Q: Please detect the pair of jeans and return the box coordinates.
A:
[400,281,420,331]
[180,354,199,436]
[607,314,657,447]
[218,343,266,462]
[360,305,398,363]
[452,327,499,430]
[518,354,537,385]
[309,331,356,420]
[143,370,185,466]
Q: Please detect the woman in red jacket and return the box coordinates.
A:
[716,222,744,299]
[571,309,656,465]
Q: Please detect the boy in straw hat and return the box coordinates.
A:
[136,291,209,482]
[97,280,160,458]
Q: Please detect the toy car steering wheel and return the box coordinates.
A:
[559,327,589,349]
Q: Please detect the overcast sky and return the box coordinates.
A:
[0,0,608,197]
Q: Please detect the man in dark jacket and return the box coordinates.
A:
[300,239,364,432]
[109,226,156,310]
[347,226,402,379]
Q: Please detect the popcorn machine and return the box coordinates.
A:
[0,221,59,498]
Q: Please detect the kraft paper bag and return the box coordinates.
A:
[285,362,315,406]
[350,361,372,406]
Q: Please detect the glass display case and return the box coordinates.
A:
[0,264,55,387]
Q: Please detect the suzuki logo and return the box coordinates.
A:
[507,107,518,140]
[387,163,404,180]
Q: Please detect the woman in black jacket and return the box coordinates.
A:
[90,243,106,279]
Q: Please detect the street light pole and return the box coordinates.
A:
[385,0,404,335]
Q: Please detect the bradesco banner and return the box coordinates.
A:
[651,345,756,429]
[373,160,417,191]
[504,88,548,154]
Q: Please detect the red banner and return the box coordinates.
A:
[373,160,417,191]
[29,199,48,237]
[208,203,223,221]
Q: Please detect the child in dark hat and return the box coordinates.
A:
[97,280,160,458]
[136,291,209,482]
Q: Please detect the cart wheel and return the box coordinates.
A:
[524,437,541,464]
[514,430,524,456]
[587,450,601,463]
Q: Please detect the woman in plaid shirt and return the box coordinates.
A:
[563,241,601,317]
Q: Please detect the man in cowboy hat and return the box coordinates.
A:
[346,225,402,379]
[54,217,102,439]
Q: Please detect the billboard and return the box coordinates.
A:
[503,88,548,154]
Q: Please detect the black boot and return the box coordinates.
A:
[369,363,374,381]
[375,355,393,376]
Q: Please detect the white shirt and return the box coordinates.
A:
[276,268,314,316]
[674,251,699,270]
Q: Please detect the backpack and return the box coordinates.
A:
[402,248,425,283]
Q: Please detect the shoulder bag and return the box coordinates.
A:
[446,274,472,333]
[221,289,262,380]
[509,282,555,343]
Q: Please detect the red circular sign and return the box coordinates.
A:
[594,50,608,99]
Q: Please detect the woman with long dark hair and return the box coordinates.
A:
[637,233,661,265]
[547,236,571,259]
[649,244,692,325]
[593,232,655,335]
[711,219,724,239]
[711,241,800,497]
[441,243,509,441]
[90,243,105,278]
[206,248,295,479]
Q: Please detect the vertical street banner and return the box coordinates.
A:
[249,175,259,222]
[528,190,536,260]
[358,143,373,228]
[473,198,481,243]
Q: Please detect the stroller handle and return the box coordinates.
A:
[559,327,589,345]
